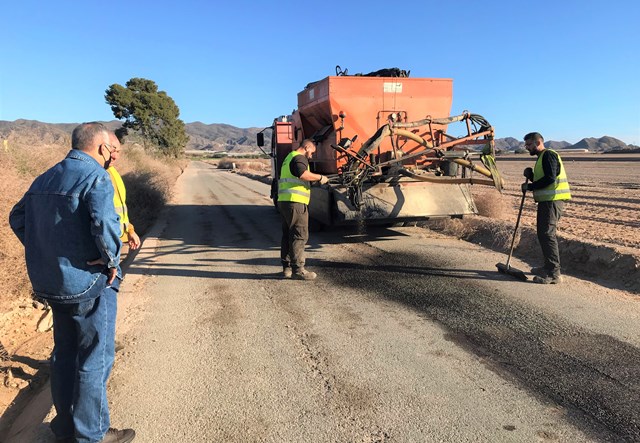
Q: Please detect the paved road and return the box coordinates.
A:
[31,161,640,442]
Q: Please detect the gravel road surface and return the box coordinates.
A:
[25,161,640,442]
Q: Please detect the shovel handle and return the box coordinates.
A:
[506,178,529,267]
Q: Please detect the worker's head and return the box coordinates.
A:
[524,132,544,156]
[72,122,117,168]
[105,132,122,167]
[299,139,316,159]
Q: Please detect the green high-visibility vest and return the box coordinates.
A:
[533,149,571,202]
[278,151,310,204]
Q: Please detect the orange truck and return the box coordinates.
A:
[257,67,503,227]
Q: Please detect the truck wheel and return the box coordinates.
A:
[309,217,325,233]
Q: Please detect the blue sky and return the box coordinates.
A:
[1,0,638,145]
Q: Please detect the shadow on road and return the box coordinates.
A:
[115,199,639,440]
[124,203,417,280]
[317,249,640,442]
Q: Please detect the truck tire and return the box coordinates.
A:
[309,217,325,233]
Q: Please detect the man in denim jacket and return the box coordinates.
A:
[9,122,135,443]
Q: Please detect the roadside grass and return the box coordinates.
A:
[419,188,521,251]
[0,143,185,315]
[473,189,510,219]
[113,147,187,235]
[1,144,70,310]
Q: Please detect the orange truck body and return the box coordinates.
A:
[262,70,500,226]
[293,76,454,174]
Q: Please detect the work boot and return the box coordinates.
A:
[533,274,563,284]
[292,269,317,280]
[100,428,136,443]
[282,267,293,279]
[530,266,548,277]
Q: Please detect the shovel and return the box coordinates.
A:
[496,179,529,281]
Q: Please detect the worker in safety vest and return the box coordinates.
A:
[106,133,141,258]
[278,139,329,280]
[522,132,571,284]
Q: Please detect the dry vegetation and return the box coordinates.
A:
[1,143,71,310]
[0,138,186,430]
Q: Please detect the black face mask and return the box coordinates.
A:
[99,144,114,168]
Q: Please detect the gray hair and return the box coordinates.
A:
[524,132,544,143]
[72,122,110,151]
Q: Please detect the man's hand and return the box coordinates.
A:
[107,267,117,285]
[87,258,117,284]
[521,183,529,193]
[128,231,141,250]
[523,167,533,181]
[319,175,329,185]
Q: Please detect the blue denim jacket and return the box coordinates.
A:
[9,149,122,303]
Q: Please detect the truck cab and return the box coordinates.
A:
[256,115,293,207]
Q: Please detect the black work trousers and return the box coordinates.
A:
[536,200,565,277]
[278,201,309,271]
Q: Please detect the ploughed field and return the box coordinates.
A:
[474,153,640,252]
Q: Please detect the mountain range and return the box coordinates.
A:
[1,119,638,154]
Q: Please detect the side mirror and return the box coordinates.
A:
[256,132,264,147]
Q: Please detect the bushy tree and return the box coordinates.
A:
[105,78,189,158]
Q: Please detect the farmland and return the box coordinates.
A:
[488,153,640,251]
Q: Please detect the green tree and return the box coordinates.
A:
[105,78,189,158]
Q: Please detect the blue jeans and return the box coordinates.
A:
[49,284,118,443]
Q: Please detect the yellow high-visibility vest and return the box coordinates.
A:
[107,166,134,241]
[533,149,572,202]
[278,151,310,205]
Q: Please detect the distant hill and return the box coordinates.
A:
[0,119,268,153]
[568,136,635,153]
[482,138,571,152]
[0,119,635,154]
[546,140,572,150]
[494,137,523,151]
[185,121,266,152]
[0,119,71,146]
[494,136,636,153]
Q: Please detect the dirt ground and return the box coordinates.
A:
[477,153,640,251]
[1,153,638,436]
[462,153,640,292]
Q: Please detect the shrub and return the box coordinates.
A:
[473,189,509,219]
